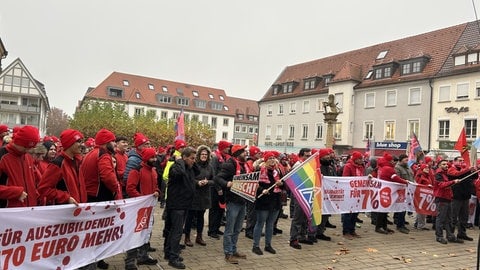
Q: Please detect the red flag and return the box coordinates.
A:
[174,109,185,141]
[454,127,470,165]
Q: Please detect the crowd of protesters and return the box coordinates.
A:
[0,124,479,269]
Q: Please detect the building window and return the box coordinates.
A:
[290,102,296,114]
[476,82,480,98]
[335,93,343,110]
[289,125,295,139]
[248,127,254,133]
[160,111,167,119]
[157,94,171,104]
[454,55,466,66]
[385,90,397,106]
[283,83,293,93]
[303,100,310,113]
[364,121,374,140]
[194,99,207,109]
[208,93,214,99]
[316,98,325,111]
[438,120,450,139]
[177,97,189,106]
[315,123,323,140]
[219,95,224,100]
[456,83,469,99]
[412,62,421,73]
[301,124,309,139]
[278,104,284,115]
[365,93,375,108]
[210,102,223,111]
[465,119,477,139]
[409,87,421,105]
[276,125,283,140]
[237,114,244,120]
[375,69,383,79]
[365,70,373,79]
[235,125,240,132]
[123,80,129,86]
[384,67,391,77]
[134,107,144,116]
[468,52,478,63]
[384,121,395,140]
[192,90,199,97]
[135,92,141,99]
[272,85,279,95]
[265,125,272,139]
[304,79,316,90]
[334,123,342,140]
[148,84,154,90]
[377,50,388,59]
[222,132,228,140]
[267,105,273,116]
[223,118,229,126]
[324,77,331,86]
[108,88,123,98]
[211,117,217,128]
[192,114,199,122]
[162,86,168,92]
[439,86,450,102]
[402,63,411,75]
[202,116,208,124]
[408,120,420,139]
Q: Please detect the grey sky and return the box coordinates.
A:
[0,0,477,116]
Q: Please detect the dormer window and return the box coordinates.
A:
[282,82,297,93]
[399,56,429,75]
[373,62,398,80]
[135,92,141,99]
[108,87,124,98]
[324,77,331,86]
[272,85,280,95]
[304,77,319,90]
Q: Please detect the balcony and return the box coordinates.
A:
[0,104,40,113]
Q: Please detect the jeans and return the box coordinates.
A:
[164,209,187,261]
[342,212,358,234]
[253,209,279,248]
[451,199,469,237]
[435,200,454,239]
[223,201,245,255]
[394,211,406,228]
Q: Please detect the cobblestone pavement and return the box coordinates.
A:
[102,206,479,270]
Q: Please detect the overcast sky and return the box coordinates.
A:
[0,1,478,116]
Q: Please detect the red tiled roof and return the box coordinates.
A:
[226,96,259,124]
[260,22,468,102]
[84,71,235,116]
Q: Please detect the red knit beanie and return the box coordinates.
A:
[60,129,84,150]
[134,132,149,148]
[351,151,363,161]
[140,147,157,162]
[175,139,187,150]
[318,149,330,159]
[263,151,276,160]
[218,140,232,152]
[383,152,393,162]
[0,125,8,134]
[13,125,40,148]
[95,128,115,145]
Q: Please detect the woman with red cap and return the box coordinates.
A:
[38,129,86,206]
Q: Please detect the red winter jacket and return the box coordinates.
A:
[377,158,408,184]
[342,159,365,177]
[80,147,120,202]
[126,162,160,197]
[415,171,433,186]
[115,150,128,184]
[38,151,87,205]
[434,168,456,201]
[0,143,39,207]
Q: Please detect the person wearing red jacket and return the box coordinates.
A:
[38,129,86,205]
[124,147,159,270]
[414,164,433,230]
[434,159,463,244]
[342,151,365,239]
[80,128,120,202]
[375,152,408,234]
[0,125,40,208]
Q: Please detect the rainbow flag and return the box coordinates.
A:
[282,152,322,226]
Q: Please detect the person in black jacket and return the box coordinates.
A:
[164,147,196,269]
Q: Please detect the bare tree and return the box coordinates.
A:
[46,107,70,136]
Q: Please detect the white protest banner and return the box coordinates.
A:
[230,171,260,202]
[405,182,436,215]
[322,176,407,214]
[0,195,156,270]
[468,195,477,224]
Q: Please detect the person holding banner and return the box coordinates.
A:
[0,125,40,208]
[434,159,463,244]
[251,151,283,255]
[164,147,197,269]
[414,164,433,230]
[341,151,365,240]
[376,152,408,234]
[38,129,86,206]
[214,144,250,264]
